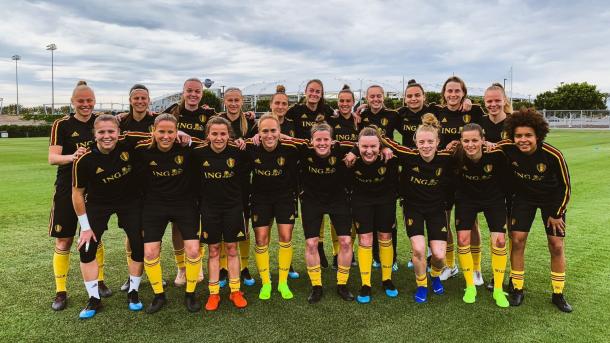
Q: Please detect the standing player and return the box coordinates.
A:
[499,108,572,312]
[397,80,442,147]
[48,80,111,311]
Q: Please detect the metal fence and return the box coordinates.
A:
[543,110,610,129]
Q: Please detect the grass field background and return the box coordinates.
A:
[1,131,610,342]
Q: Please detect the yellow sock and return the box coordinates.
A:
[239,238,250,271]
[96,241,105,282]
[331,224,339,256]
[199,244,206,260]
[510,269,525,290]
[337,265,350,285]
[278,241,293,284]
[254,245,271,285]
[457,245,474,286]
[551,272,566,294]
[229,278,240,293]
[416,273,427,287]
[208,281,220,295]
[358,245,372,287]
[219,243,228,270]
[174,248,185,270]
[379,239,393,281]
[53,247,70,293]
[491,245,507,289]
[185,255,201,292]
[307,265,322,286]
[144,256,164,294]
[351,226,357,250]
[446,242,455,268]
[430,265,443,278]
[471,244,481,272]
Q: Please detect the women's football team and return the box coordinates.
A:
[47,76,572,319]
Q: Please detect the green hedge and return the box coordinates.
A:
[0,125,52,138]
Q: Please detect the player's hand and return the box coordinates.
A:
[176,131,192,146]
[331,109,340,118]
[547,217,566,236]
[343,152,357,167]
[445,140,459,151]
[352,111,362,124]
[245,111,256,120]
[78,230,97,252]
[460,98,473,112]
[235,138,247,150]
[251,134,261,146]
[381,147,394,162]
[115,112,128,122]
[484,141,497,149]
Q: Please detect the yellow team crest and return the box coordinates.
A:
[511,218,517,226]
[501,131,509,140]
[435,167,443,176]
[463,114,471,123]
[227,158,235,168]
[277,156,285,166]
[203,161,210,167]
[328,156,337,166]
[203,231,208,239]
[536,163,547,173]
[120,151,130,161]
[96,167,104,174]
[378,166,386,175]
[407,218,413,226]
[55,224,62,233]
[174,155,184,165]
[199,115,207,123]
[484,164,493,173]
[381,118,389,127]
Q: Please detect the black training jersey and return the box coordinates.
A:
[454,147,509,203]
[133,140,195,201]
[479,115,509,143]
[291,139,353,203]
[384,138,453,207]
[192,143,248,209]
[50,114,96,188]
[327,114,359,142]
[280,118,296,137]
[437,104,485,147]
[72,140,140,205]
[120,114,155,134]
[286,103,334,139]
[164,103,216,140]
[245,139,300,202]
[350,155,399,205]
[360,107,401,139]
[397,104,442,147]
[217,112,257,139]
[499,142,571,218]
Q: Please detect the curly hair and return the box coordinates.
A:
[504,107,549,142]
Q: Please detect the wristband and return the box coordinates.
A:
[78,214,92,232]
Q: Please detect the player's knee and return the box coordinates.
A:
[225,243,238,257]
[548,239,564,256]
[305,239,318,254]
[457,233,470,247]
[55,237,73,250]
[208,244,220,259]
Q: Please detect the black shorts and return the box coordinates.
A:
[509,197,566,237]
[300,196,351,240]
[142,199,199,243]
[455,200,507,233]
[200,206,247,245]
[402,203,448,241]
[352,201,396,235]
[48,186,77,238]
[251,197,297,228]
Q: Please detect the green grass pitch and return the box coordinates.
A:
[1,130,609,342]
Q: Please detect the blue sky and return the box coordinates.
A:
[1,0,609,106]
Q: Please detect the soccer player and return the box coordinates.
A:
[192,116,249,310]
[453,123,510,307]
[383,114,454,303]
[135,114,202,314]
[499,108,572,312]
[48,80,110,311]
[348,127,399,304]
[72,115,146,318]
[397,79,442,148]
[245,114,300,300]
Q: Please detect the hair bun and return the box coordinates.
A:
[276,85,286,93]
[407,79,417,85]
[421,113,440,129]
[341,84,351,91]
[77,80,88,86]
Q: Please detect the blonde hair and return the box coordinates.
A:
[311,121,333,138]
[150,113,178,149]
[94,114,119,129]
[271,84,289,104]
[415,113,440,141]
[170,78,204,118]
[71,80,94,99]
[224,87,248,138]
[358,126,382,143]
[485,83,513,114]
[258,113,280,132]
[205,116,234,138]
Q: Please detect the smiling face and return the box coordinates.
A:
[72,88,96,119]
[358,135,380,164]
[153,120,177,152]
[514,126,537,155]
[130,89,150,115]
[405,86,425,112]
[415,130,439,160]
[484,89,504,117]
[444,81,464,109]
[207,124,230,152]
[258,117,280,150]
[183,80,203,110]
[224,90,243,116]
[270,94,289,118]
[305,81,322,107]
[366,86,384,113]
[338,92,354,116]
[460,130,484,160]
[312,130,332,157]
[94,120,119,153]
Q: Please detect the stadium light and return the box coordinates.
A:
[46,44,57,115]
[0,97,4,115]
[11,55,21,116]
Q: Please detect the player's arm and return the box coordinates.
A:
[71,156,96,250]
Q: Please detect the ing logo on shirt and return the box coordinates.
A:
[227,158,235,168]
[484,164,493,173]
[378,166,386,175]
[463,114,471,123]
[175,155,184,165]
[120,151,130,161]
[277,157,285,166]
[536,163,546,173]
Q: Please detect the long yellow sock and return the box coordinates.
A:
[144,256,164,294]
[551,272,566,294]
[96,241,105,281]
[307,265,322,286]
[358,245,372,286]
[416,273,427,287]
[510,269,525,290]
[174,248,185,270]
[457,245,474,286]
[185,255,201,292]
[254,245,271,285]
[491,245,507,289]
[239,238,250,271]
[53,247,70,293]
[199,244,206,260]
[337,265,350,285]
[430,265,443,278]
[219,243,228,271]
[229,278,240,293]
[331,224,339,256]
[446,242,455,268]
[208,281,220,295]
[471,244,481,272]
[278,241,293,284]
[379,239,393,281]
